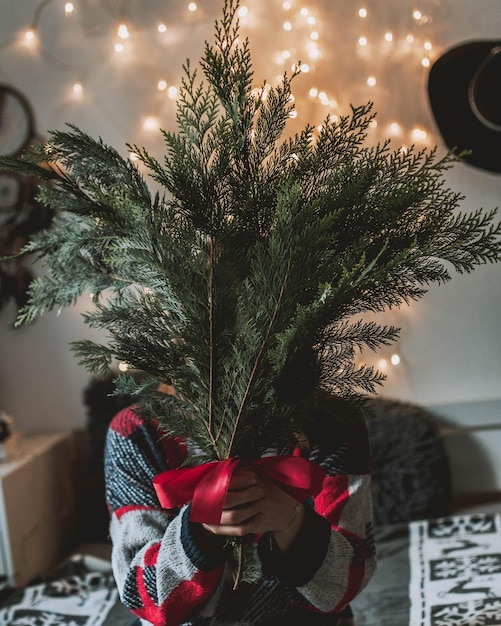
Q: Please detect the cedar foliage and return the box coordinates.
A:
[1,0,500,463]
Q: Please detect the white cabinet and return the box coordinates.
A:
[0,432,77,589]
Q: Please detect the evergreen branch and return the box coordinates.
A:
[226,256,291,458]
[71,340,115,376]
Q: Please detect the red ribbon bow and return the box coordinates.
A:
[153,455,326,525]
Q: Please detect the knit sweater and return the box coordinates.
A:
[104,407,376,626]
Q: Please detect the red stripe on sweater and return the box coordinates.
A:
[134,566,222,626]
[109,406,143,437]
[314,475,350,526]
[144,542,160,568]
[159,435,188,469]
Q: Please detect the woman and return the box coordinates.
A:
[104,400,376,625]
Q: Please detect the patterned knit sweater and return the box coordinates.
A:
[104,407,376,626]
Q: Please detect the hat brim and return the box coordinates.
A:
[428,40,501,174]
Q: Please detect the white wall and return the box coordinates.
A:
[0,0,500,435]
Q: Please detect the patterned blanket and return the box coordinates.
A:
[409,513,501,626]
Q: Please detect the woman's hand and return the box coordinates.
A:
[200,467,305,553]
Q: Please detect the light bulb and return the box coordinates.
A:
[188,2,197,12]
[367,76,376,87]
[143,117,159,131]
[358,8,367,18]
[117,24,129,39]
[411,128,427,142]
[157,80,168,91]
[72,82,83,95]
[65,2,74,16]
[358,36,367,46]
[390,354,401,366]
[283,21,292,31]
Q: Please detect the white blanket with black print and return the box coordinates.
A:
[0,554,124,626]
[408,513,501,626]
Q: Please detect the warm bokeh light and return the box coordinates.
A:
[5,0,443,196]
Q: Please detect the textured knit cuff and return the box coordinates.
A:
[181,504,229,571]
[257,504,331,587]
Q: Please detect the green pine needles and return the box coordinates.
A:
[1,0,500,463]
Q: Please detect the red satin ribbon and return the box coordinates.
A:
[153,455,326,525]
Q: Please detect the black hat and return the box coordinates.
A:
[428,40,501,174]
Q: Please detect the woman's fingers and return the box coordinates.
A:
[224,483,263,509]
[203,511,265,537]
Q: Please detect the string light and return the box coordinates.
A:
[411,127,427,142]
[117,24,130,40]
[143,116,159,131]
[390,354,401,366]
[2,0,442,165]
[389,122,402,136]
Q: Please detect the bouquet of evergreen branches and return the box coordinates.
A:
[1,0,500,581]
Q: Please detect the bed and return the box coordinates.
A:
[0,392,499,626]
